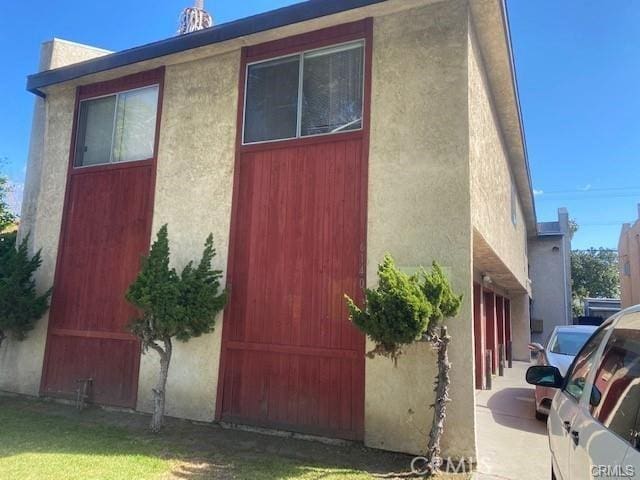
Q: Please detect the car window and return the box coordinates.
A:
[589,316,640,447]
[549,331,593,356]
[564,326,610,402]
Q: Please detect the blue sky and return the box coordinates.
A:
[0,0,638,250]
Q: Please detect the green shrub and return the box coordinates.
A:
[0,234,51,348]
[420,262,463,336]
[345,254,432,358]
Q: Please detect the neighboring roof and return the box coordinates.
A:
[537,221,563,237]
[27,0,387,96]
[584,297,621,304]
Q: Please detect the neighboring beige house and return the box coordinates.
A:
[528,208,572,344]
[0,0,536,459]
[619,204,640,308]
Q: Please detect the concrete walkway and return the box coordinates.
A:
[474,361,551,480]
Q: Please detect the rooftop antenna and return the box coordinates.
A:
[178,0,213,35]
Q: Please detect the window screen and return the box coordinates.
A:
[75,95,117,167]
[243,40,365,144]
[301,42,364,136]
[74,85,159,167]
[244,56,300,143]
[113,87,159,163]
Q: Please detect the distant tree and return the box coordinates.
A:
[0,171,17,232]
[568,218,579,240]
[0,234,51,349]
[571,248,620,316]
[126,225,227,432]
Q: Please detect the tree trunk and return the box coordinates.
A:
[426,325,451,473]
[150,337,172,433]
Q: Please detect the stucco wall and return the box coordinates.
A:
[619,218,640,308]
[529,235,570,344]
[366,0,475,458]
[135,51,239,421]
[0,41,109,395]
[468,23,528,290]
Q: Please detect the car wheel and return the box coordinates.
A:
[535,410,547,421]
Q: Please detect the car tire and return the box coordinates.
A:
[535,410,547,421]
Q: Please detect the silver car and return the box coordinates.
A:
[529,325,598,420]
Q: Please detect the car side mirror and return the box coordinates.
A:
[526,365,564,388]
[528,342,545,353]
[590,385,602,407]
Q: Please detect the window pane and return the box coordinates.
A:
[244,56,299,143]
[112,86,159,163]
[301,42,364,136]
[590,327,640,446]
[564,326,609,402]
[75,95,116,167]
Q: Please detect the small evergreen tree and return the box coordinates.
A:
[345,256,462,475]
[345,254,431,360]
[0,234,51,349]
[419,262,463,474]
[126,225,227,432]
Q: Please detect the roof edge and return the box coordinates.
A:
[27,0,387,95]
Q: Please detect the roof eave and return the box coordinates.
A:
[26,0,389,96]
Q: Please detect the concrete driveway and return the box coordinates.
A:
[474,361,551,480]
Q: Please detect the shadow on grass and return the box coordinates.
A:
[0,396,411,479]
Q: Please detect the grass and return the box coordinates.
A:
[0,399,470,479]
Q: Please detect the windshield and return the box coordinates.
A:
[549,331,593,356]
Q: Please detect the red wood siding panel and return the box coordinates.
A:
[473,283,485,389]
[41,334,140,406]
[217,19,371,441]
[219,139,366,439]
[41,163,154,407]
[484,292,497,374]
[496,295,505,347]
[41,69,162,408]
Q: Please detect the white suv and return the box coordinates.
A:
[526,305,640,480]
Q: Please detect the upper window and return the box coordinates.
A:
[74,85,159,167]
[243,41,364,144]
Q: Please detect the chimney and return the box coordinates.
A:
[558,207,569,233]
[178,1,213,35]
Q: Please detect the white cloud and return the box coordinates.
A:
[578,183,592,191]
[533,188,544,196]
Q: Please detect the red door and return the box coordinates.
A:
[41,70,162,408]
[217,21,371,440]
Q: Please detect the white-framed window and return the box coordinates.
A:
[74,85,160,167]
[242,40,365,144]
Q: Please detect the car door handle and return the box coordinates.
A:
[570,430,580,446]
[563,420,572,433]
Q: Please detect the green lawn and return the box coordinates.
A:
[0,399,470,479]
[0,403,373,479]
